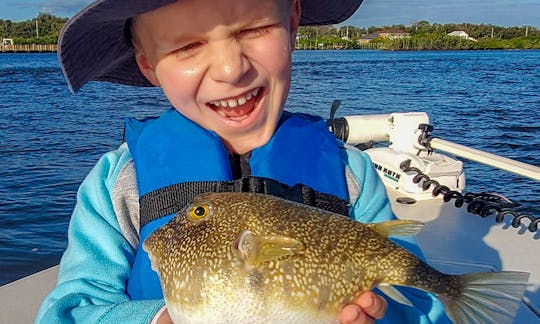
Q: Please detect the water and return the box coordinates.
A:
[1,50,539,285]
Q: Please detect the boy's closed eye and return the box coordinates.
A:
[175,42,204,58]
[238,24,278,39]
[173,24,280,58]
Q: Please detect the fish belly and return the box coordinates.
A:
[166,289,339,324]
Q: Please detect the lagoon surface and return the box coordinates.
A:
[1,50,539,284]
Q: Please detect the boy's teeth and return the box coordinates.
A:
[227,99,238,108]
[211,88,260,108]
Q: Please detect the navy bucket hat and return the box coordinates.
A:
[58,0,364,92]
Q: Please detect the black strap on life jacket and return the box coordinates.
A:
[139,176,349,229]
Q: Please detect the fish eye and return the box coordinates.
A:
[188,203,212,222]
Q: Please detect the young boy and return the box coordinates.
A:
[37,0,449,323]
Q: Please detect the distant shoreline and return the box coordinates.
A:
[0,44,57,53]
[2,46,539,54]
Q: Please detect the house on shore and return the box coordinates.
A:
[447,31,477,42]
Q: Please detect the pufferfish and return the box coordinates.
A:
[143,192,529,324]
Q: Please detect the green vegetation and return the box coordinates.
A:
[0,13,67,44]
[370,34,540,50]
[298,21,540,50]
[296,25,359,49]
[1,14,539,50]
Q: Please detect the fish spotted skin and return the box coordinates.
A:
[143,192,529,324]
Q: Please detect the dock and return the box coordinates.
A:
[0,44,57,53]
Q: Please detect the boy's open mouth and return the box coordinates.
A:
[208,88,261,121]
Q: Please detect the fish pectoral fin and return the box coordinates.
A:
[233,230,304,266]
[367,220,424,238]
[377,284,414,307]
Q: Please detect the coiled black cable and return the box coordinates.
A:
[400,159,539,233]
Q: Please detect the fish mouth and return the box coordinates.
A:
[206,87,262,121]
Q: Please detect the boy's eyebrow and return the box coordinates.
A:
[165,17,277,46]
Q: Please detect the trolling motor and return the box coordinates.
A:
[329,99,540,197]
[330,107,466,200]
[328,101,540,232]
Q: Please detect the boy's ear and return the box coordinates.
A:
[134,48,160,86]
[289,0,301,48]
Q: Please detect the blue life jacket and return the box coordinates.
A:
[124,108,348,299]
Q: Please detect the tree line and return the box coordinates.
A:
[369,34,540,51]
[1,14,538,50]
[0,13,68,44]
[297,21,540,50]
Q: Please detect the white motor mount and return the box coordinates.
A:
[333,112,466,200]
[365,147,465,200]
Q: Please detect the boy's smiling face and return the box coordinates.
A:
[132,0,300,154]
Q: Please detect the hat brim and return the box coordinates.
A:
[59,0,364,92]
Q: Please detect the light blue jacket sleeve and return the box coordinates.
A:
[342,146,451,324]
[35,145,164,323]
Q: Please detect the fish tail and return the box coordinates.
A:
[441,271,529,324]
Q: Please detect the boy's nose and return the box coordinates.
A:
[209,42,250,84]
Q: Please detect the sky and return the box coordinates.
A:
[0,0,538,27]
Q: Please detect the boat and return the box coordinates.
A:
[1,109,538,323]
[329,108,539,323]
